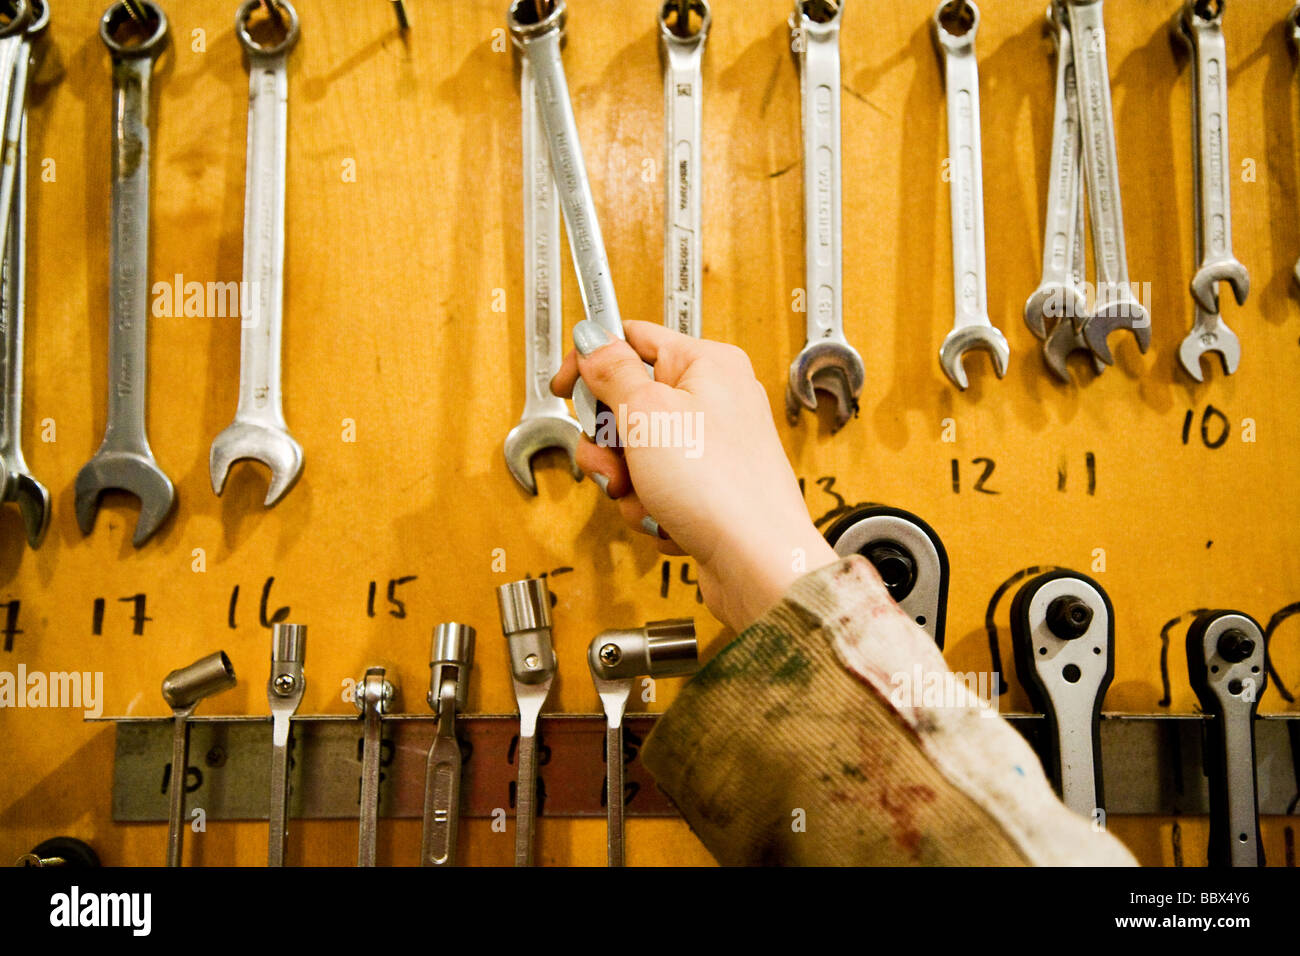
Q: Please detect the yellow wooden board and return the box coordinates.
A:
[1,0,1298,866]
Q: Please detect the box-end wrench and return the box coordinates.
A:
[0,3,49,548]
[420,622,474,867]
[509,0,639,439]
[587,619,697,867]
[161,651,236,867]
[354,665,394,867]
[504,45,581,494]
[934,2,1009,391]
[1186,611,1267,867]
[1174,3,1241,381]
[1043,172,1106,380]
[497,577,556,867]
[785,0,864,430]
[659,0,709,338]
[1069,0,1150,365]
[266,622,304,868]
[75,2,174,548]
[1181,1,1247,318]
[1025,1,1088,342]
[210,0,302,507]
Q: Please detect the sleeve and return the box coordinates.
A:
[640,555,1139,867]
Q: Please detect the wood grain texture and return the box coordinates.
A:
[0,0,1297,866]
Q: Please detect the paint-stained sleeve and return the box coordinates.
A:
[640,555,1138,866]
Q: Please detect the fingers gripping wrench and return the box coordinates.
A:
[785,0,864,430]
[934,2,1009,391]
[75,2,174,548]
[210,0,303,506]
[503,41,581,494]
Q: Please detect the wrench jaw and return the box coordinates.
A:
[1024,284,1088,342]
[785,340,864,432]
[209,421,303,507]
[1189,259,1249,317]
[1082,301,1151,367]
[1042,318,1104,384]
[9,471,49,548]
[1177,318,1240,383]
[74,450,175,547]
[938,325,1009,391]
[503,415,583,496]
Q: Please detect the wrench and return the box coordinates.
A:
[75,2,174,548]
[933,2,1009,391]
[1025,2,1088,342]
[503,42,581,495]
[210,0,302,506]
[509,0,638,439]
[1174,4,1241,381]
[785,0,864,429]
[1291,5,1300,286]
[0,1,33,297]
[1043,172,1106,380]
[659,0,709,338]
[354,665,394,867]
[1069,0,1150,365]
[266,622,305,868]
[421,622,474,867]
[0,2,49,548]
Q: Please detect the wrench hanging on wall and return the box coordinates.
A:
[75,1,175,547]
[210,0,304,505]
[1186,610,1267,867]
[786,0,864,430]
[933,1,1008,391]
[659,0,709,338]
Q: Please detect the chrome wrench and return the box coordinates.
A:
[503,42,581,494]
[1291,5,1300,286]
[75,2,174,547]
[509,0,634,438]
[266,622,305,867]
[0,2,48,548]
[210,0,302,506]
[1069,0,1150,364]
[659,0,709,338]
[1025,1,1088,342]
[1043,171,1106,380]
[421,622,474,867]
[934,2,1009,391]
[0,0,33,293]
[354,665,393,867]
[786,0,864,429]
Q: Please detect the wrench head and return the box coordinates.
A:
[8,471,50,548]
[1024,283,1088,341]
[1178,320,1240,383]
[1082,301,1151,366]
[786,339,865,432]
[74,449,175,547]
[209,421,304,507]
[1042,317,1104,383]
[503,414,583,496]
[938,325,1009,391]
[1189,258,1249,316]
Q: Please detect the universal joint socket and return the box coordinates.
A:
[497,578,557,685]
[162,651,237,712]
[588,618,698,681]
[429,622,475,714]
[269,623,306,699]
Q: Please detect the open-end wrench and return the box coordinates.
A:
[1043,173,1107,381]
[504,41,581,495]
[1174,4,1241,381]
[0,1,33,287]
[587,619,697,867]
[509,0,637,439]
[1186,611,1267,867]
[210,0,302,506]
[421,623,474,867]
[933,2,1009,391]
[75,2,174,548]
[354,665,394,867]
[1291,5,1300,286]
[1180,1,1247,318]
[659,0,709,338]
[785,0,864,429]
[1069,0,1150,365]
[266,622,305,867]
[1025,1,1088,342]
[496,577,556,867]
[0,3,49,548]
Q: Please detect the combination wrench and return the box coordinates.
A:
[266,622,305,868]
[354,665,394,867]
[934,2,1009,391]
[75,1,174,548]
[420,622,474,867]
[1173,2,1243,381]
[210,0,303,506]
[659,0,709,338]
[0,2,49,548]
[503,34,581,494]
[1069,0,1150,365]
[1043,173,1106,381]
[786,0,864,429]
[1186,611,1267,867]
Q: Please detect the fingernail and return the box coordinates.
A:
[592,472,612,497]
[574,320,614,356]
[640,516,660,538]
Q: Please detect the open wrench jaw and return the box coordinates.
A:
[9,473,49,547]
[1082,301,1151,366]
[1177,313,1240,383]
[1042,317,1104,384]
[75,451,175,547]
[503,416,582,496]
[785,341,864,432]
[938,325,1009,392]
[209,422,303,507]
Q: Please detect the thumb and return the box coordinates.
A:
[573,320,654,408]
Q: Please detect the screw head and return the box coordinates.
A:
[1217,628,1255,664]
[272,673,296,695]
[1045,595,1093,640]
[524,653,541,670]
[598,643,622,666]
